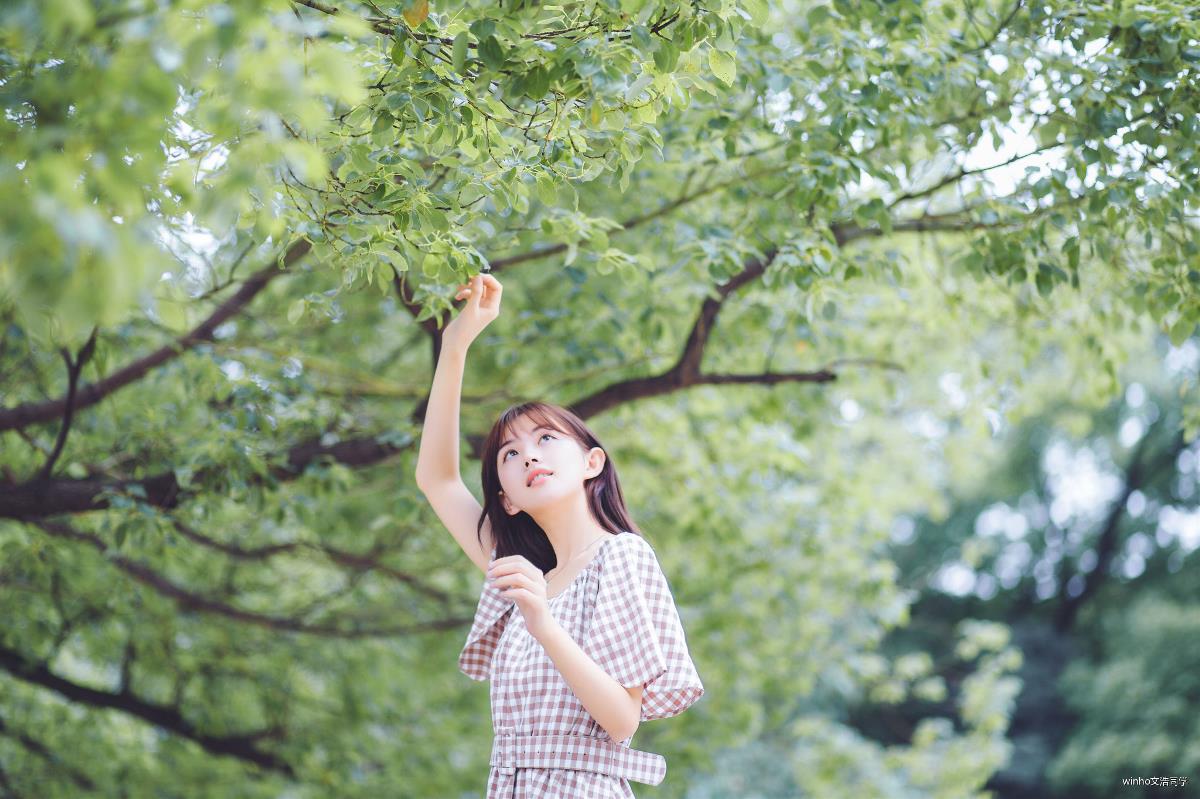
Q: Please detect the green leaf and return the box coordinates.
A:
[469,18,495,40]
[742,0,769,26]
[676,18,698,51]
[1168,317,1195,346]
[372,110,393,135]
[653,40,679,72]
[422,252,441,277]
[375,260,393,295]
[381,247,409,272]
[624,71,654,102]
[534,173,557,205]
[1064,236,1080,271]
[713,19,736,52]
[709,48,736,86]
[287,299,306,324]
[478,36,505,71]
[1035,262,1054,297]
[525,65,550,99]
[452,32,469,73]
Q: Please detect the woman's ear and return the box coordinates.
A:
[585,446,606,479]
[499,489,519,516]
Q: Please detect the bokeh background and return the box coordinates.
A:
[2,0,1198,796]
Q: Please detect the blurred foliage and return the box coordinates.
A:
[1049,595,1200,796]
[1,0,1197,795]
[879,336,1198,799]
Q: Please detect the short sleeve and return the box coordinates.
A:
[584,534,705,722]
[457,546,516,681]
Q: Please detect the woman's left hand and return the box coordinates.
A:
[487,555,556,640]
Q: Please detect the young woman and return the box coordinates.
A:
[414,272,705,797]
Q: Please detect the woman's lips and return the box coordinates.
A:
[528,471,553,486]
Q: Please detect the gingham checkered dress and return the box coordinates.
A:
[459,530,705,798]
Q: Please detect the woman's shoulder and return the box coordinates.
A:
[611,530,655,557]
[603,531,665,578]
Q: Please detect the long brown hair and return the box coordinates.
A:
[476,401,642,573]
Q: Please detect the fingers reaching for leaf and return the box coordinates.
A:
[444,272,503,349]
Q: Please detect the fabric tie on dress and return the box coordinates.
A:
[489,731,667,785]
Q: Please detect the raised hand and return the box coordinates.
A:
[443,272,503,351]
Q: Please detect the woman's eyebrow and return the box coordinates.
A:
[499,425,552,451]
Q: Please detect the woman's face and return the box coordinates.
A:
[496,416,601,514]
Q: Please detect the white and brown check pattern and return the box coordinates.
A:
[458,531,705,797]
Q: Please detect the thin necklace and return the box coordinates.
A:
[545,534,609,580]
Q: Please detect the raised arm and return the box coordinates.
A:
[413,272,503,574]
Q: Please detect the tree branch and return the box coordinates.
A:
[0,427,410,519]
[0,240,312,434]
[35,326,97,481]
[1054,425,1190,631]
[1,180,1092,521]
[0,644,295,777]
[484,165,781,272]
[26,519,471,638]
[886,138,1066,209]
[484,248,887,438]
[164,514,457,604]
[962,0,1026,56]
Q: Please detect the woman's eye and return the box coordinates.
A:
[502,433,554,460]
